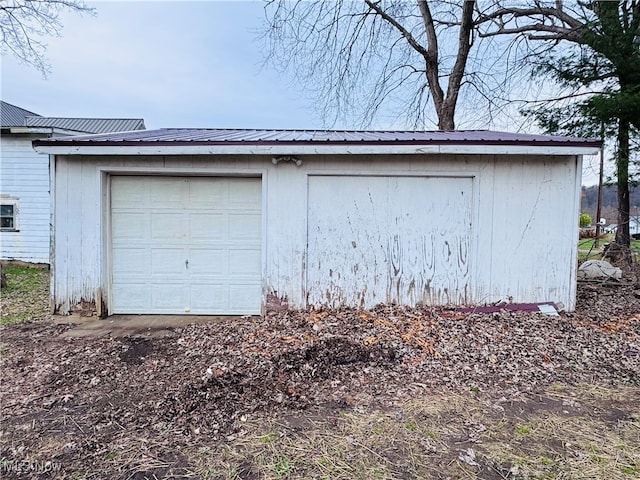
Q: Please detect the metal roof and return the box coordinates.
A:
[25,116,146,134]
[1,101,41,127]
[33,128,601,148]
[1,100,145,134]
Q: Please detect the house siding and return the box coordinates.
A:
[51,153,580,314]
[0,135,51,263]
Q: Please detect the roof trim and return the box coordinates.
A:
[31,128,602,156]
[33,143,600,156]
[3,126,93,136]
[34,137,603,147]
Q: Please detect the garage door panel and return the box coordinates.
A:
[189,178,224,208]
[190,284,227,310]
[229,284,262,312]
[112,248,149,275]
[111,213,148,240]
[151,213,186,240]
[152,284,186,310]
[189,249,227,275]
[151,248,187,275]
[229,249,261,276]
[112,284,151,311]
[229,214,261,240]
[111,176,261,315]
[190,213,225,240]
[111,177,150,208]
[150,179,184,207]
[228,179,261,207]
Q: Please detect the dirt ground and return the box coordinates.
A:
[1,268,639,479]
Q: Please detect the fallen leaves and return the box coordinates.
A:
[0,269,639,479]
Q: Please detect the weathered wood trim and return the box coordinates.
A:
[49,154,56,314]
[36,144,601,157]
[568,155,583,311]
[101,170,112,316]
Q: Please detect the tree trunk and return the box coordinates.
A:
[439,0,475,131]
[437,107,455,131]
[611,117,632,264]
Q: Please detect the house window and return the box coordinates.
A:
[1,202,17,231]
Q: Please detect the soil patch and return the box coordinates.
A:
[1,267,639,478]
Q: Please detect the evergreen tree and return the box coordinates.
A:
[482,1,640,262]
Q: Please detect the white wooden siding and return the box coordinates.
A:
[486,158,580,306]
[51,153,581,314]
[0,135,50,263]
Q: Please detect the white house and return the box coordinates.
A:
[607,218,640,236]
[33,129,600,315]
[0,101,145,264]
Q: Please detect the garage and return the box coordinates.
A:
[306,175,473,308]
[110,176,262,315]
[34,128,600,315]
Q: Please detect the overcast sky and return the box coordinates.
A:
[0,0,603,184]
[1,0,321,129]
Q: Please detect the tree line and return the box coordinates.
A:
[581,184,640,221]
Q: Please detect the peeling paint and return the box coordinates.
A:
[307,175,474,309]
[53,154,582,314]
[265,291,290,312]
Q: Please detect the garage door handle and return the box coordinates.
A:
[185,259,189,269]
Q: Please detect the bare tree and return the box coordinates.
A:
[264,1,556,130]
[265,0,527,130]
[0,0,95,76]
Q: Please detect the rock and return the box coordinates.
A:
[577,260,622,280]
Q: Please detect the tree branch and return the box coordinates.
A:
[479,5,583,30]
[363,0,429,59]
[0,0,95,76]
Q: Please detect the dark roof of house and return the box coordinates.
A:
[1,101,41,126]
[32,128,602,147]
[25,117,146,134]
[1,100,145,133]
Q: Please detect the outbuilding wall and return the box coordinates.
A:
[51,153,581,314]
[0,135,51,264]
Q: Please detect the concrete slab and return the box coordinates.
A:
[53,314,98,325]
[57,315,248,339]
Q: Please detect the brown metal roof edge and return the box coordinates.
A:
[33,138,603,148]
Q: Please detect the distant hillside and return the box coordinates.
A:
[581,184,640,222]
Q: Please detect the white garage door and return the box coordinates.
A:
[307,175,473,308]
[110,176,261,315]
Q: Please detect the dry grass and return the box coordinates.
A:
[185,385,640,480]
[486,415,639,479]
[0,266,49,326]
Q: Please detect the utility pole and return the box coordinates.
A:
[594,124,604,248]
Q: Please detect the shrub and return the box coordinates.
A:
[579,213,592,228]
